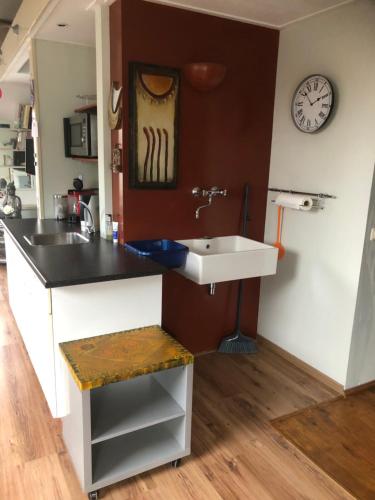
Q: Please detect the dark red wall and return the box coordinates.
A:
[110,0,279,353]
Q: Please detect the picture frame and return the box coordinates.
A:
[129,62,180,189]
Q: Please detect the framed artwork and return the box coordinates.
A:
[129,62,180,189]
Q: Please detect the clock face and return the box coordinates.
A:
[292,75,334,133]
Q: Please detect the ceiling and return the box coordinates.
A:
[27,0,355,49]
[0,0,22,47]
[146,0,354,28]
[36,0,95,47]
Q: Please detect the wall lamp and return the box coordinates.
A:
[183,62,227,92]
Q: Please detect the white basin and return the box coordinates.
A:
[176,236,278,285]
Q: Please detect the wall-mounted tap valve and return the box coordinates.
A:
[192,186,228,219]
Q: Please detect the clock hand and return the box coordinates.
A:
[311,96,322,105]
[301,91,313,106]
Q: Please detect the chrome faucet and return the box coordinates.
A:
[192,186,228,219]
[76,200,96,234]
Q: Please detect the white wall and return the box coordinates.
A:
[34,40,98,218]
[0,82,30,123]
[258,0,375,386]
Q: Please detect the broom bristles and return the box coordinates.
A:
[218,330,257,354]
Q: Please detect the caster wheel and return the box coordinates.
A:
[171,458,181,468]
[88,491,99,500]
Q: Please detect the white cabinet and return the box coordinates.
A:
[63,364,193,495]
[4,234,163,418]
[5,232,56,412]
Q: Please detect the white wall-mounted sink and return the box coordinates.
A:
[176,236,278,285]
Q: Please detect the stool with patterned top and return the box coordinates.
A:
[60,325,194,500]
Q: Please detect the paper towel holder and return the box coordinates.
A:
[268,187,336,210]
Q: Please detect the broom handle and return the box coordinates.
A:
[235,183,250,331]
[242,183,249,236]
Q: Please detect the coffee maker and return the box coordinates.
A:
[68,189,98,221]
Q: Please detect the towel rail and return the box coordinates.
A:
[268,188,336,199]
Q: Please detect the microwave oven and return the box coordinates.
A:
[63,113,98,158]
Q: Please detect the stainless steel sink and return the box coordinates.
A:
[23,232,90,246]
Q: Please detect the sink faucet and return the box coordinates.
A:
[192,186,228,220]
[76,201,96,234]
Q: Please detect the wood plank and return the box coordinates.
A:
[0,266,353,499]
[273,388,375,500]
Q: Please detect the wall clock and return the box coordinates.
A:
[291,75,334,133]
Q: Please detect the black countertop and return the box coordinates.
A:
[2,219,167,288]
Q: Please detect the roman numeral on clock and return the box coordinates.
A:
[319,111,326,119]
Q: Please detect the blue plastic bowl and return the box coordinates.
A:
[125,239,188,269]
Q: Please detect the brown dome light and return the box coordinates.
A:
[183,63,227,91]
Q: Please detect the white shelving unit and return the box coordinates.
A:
[91,376,185,443]
[63,363,193,499]
[92,422,184,484]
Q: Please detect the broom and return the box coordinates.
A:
[218,183,257,354]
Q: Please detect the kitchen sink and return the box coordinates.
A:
[176,235,278,285]
[23,232,90,246]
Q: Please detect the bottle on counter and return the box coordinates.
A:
[53,194,68,221]
[112,221,119,244]
[105,214,113,240]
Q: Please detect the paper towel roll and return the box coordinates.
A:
[274,193,313,211]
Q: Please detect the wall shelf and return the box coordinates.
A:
[0,149,25,152]
[71,156,98,163]
[1,165,26,169]
[74,103,97,113]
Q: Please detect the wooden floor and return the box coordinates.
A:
[0,266,353,500]
[273,387,375,500]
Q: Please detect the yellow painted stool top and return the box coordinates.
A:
[59,325,194,391]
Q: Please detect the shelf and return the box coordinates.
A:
[71,156,98,163]
[1,166,26,169]
[74,103,97,113]
[0,129,31,133]
[92,423,184,486]
[91,376,184,444]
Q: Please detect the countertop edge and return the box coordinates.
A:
[2,221,49,287]
[2,220,167,289]
[46,270,167,289]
